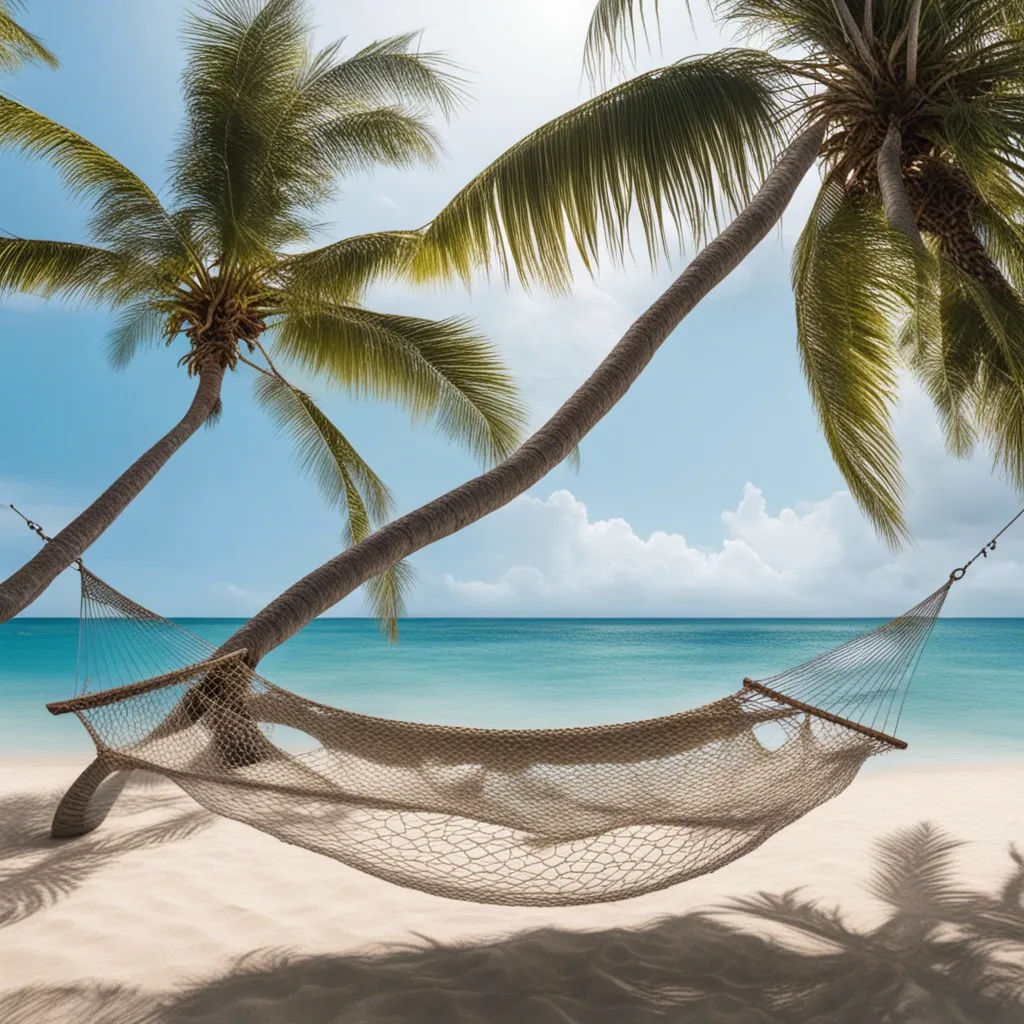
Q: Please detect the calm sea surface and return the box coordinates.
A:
[1,618,1022,762]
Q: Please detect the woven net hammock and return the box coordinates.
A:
[45,565,955,907]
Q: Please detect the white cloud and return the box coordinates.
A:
[429,385,1024,618]
[435,482,1024,618]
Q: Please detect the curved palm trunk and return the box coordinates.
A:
[0,361,225,622]
[878,123,923,248]
[221,120,828,667]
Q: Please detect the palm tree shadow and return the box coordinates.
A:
[1,822,1022,1023]
[0,771,214,929]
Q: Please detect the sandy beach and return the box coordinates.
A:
[0,754,1021,1022]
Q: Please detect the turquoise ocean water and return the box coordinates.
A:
[1,617,1022,763]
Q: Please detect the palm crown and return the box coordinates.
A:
[0,0,525,633]
[400,0,1024,543]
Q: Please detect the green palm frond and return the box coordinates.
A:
[939,95,1024,211]
[252,370,411,639]
[316,106,442,173]
[412,49,795,291]
[0,98,190,264]
[0,237,156,304]
[937,259,1024,486]
[253,370,394,525]
[897,258,976,459]
[276,304,527,464]
[975,204,1024,296]
[277,230,422,304]
[306,31,466,117]
[980,378,1024,495]
[0,1,57,72]
[793,176,913,546]
[175,0,312,260]
[583,0,670,82]
[106,300,167,369]
[363,558,416,643]
[174,3,458,264]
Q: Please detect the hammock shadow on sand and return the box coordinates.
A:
[0,774,213,929]
[2,823,1021,1024]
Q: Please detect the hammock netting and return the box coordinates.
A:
[50,567,950,907]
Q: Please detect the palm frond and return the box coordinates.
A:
[275,304,527,464]
[363,558,416,643]
[252,370,394,526]
[898,256,977,459]
[175,0,312,261]
[252,370,412,639]
[0,1,57,71]
[0,237,156,304]
[106,301,167,369]
[412,49,796,291]
[276,230,423,304]
[792,176,913,546]
[583,0,672,82]
[305,31,466,117]
[315,106,442,173]
[0,98,188,262]
[975,203,1024,296]
[938,260,1024,487]
[173,4,457,264]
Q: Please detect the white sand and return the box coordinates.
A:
[1,755,1021,1022]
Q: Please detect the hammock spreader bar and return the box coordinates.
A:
[45,649,249,716]
[742,679,907,749]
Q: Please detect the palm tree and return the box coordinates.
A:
[0,0,56,73]
[0,0,526,634]
[202,0,1024,666]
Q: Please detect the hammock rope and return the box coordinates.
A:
[8,502,1023,907]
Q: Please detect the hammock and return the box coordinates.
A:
[24,506,1021,908]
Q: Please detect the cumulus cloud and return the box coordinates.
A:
[436,482,1024,618]
[429,383,1024,618]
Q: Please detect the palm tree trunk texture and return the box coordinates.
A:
[878,123,924,247]
[221,119,828,668]
[0,361,226,622]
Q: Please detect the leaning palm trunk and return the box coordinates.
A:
[0,361,225,622]
[222,120,827,667]
[47,121,826,838]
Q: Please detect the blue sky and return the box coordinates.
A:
[2,0,1023,619]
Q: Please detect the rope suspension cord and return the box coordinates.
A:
[7,503,83,571]
[948,505,1024,582]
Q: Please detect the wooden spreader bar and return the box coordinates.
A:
[742,678,908,750]
[46,649,249,716]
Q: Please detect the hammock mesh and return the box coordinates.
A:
[50,568,949,907]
